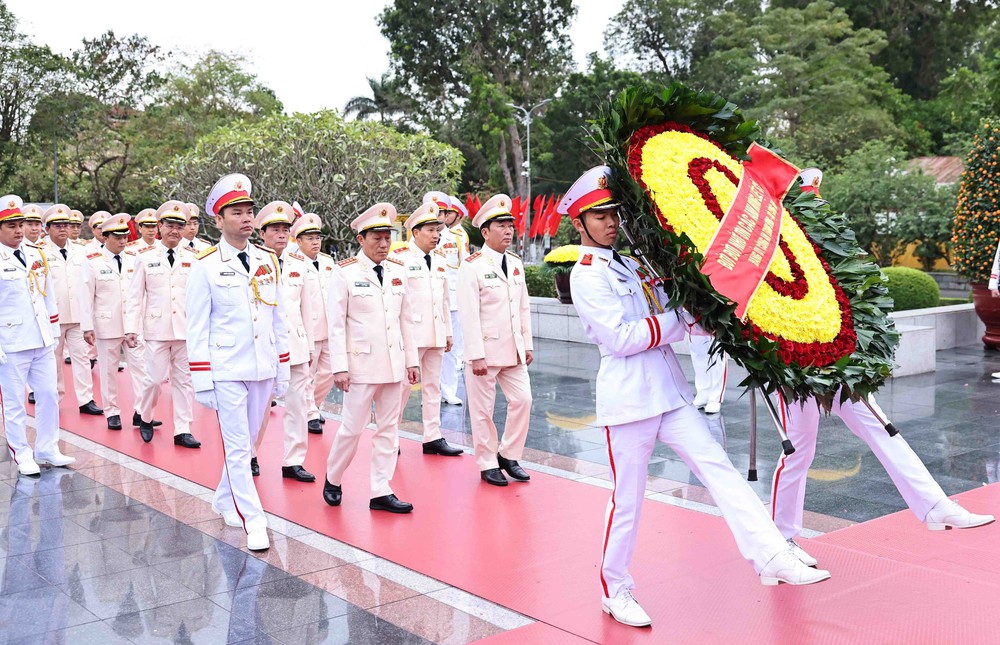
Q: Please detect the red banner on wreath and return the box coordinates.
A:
[700,143,800,320]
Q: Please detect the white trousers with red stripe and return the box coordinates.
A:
[212,379,273,533]
[601,404,787,599]
[689,334,727,404]
[770,393,946,539]
[399,346,445,443]
[0,345,60,464]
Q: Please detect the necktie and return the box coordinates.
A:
[238,251,250,273]
[13,249,26,266]
[60,248,68,260]
[313,260,319,271]
[167,248,175,267]
[189,240,195,248]
[278,258,284,272]
[424,254,432,270]
[373,264,384,285]
[114,254,122,272]
[501,254,508,277]
[612,249,627,267]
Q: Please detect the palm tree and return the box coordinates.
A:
[343,73,414,126]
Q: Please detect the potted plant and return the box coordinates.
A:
[951,117,1000,348]
[543,244,581,304]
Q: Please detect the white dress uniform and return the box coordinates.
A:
[457,195,534,474]
[183,236,212,253]
[430,192,469,403]
[325,204,419,503]
[988,239,1000,291]
[85,211,110,254]
[125,211,199,437]
[397,203,460,452]
[187,174,290,547]
[0,196,70,474]
[689,334,727,410]
[562,167,825,625]
[43,205,98,408]
[771,390,993,538]
[79,215,147,424]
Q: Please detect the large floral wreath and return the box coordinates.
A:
[591,83,898,401]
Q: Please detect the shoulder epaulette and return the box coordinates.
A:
[71,239,87,246]
[123,250,136,257]
[505,250,520,259]
[138,245,156,253]
[433,248,446,257]
[86,252,102,260]
[180,244,199,254]
[254,244,272,254]
[25,242,39,249]
[466,251,482,262]
[393,246,409,254]
[196,247,218,260]
[580,254,592,266]
[289,252,305,261]
[385,256,403,266]
[319,252,332,259]
[338,257,358,267]
[126,240,139,246]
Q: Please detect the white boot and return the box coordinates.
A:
[212,505,243,528]
[703,401,722,415]
[34,452,76,467]
[247,529,270,551]
[16,457,40,476]
[602,590,652,627]
[760,550,831,586]
[786,538,818,567]
[924,498,995,531]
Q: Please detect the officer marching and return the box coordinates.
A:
[397,201,463,456]
[457,194,534,486]
[125,201,200,447]
[43,204,102,416]
[293,213,337,435]
[564,166,830,628]
[79,213,147,431]
[187,173,291,551]
[0,195,75,475]
[322,202,419,514]
[251,200,316,483]
[429,191,469,407]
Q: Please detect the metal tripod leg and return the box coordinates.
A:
[760,389,795,455]
[748,389,758,481]
[858,395,899,436]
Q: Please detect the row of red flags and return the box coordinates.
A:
[463,194,564,238]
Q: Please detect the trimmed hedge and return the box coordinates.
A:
[524,265,556,298]
[882,267,940,311]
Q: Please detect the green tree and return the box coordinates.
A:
[159,111,463,251]
[951,117,1000,283]
[823,139,957,267]
[379,0,576,197]
[343,72,415,130]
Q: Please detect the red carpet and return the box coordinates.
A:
[44,366,1000,644]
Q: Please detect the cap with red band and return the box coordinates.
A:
[206,173,255,216]
[558,165,619,219]
[0,195,24,224]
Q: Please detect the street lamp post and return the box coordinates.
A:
[507,98,550,261]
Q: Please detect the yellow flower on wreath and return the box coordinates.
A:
[639,130,842,344]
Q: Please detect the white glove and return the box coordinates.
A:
[273,379,289,399]
[195,390,219,410]
[0,348,7,366]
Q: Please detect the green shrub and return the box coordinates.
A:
[882,267,940,311]
[524,264,556,298]
[939,296,971,306]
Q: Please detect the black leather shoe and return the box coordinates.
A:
[174,433,201,448]
[271,400,277,408]
[138,421,154,443]
[498,454,530,481]
[251,457,259,477]
[107,415,122,430]
[79,400,104,415]
[117,365,124,372]
[90,358,97,369]
[369,494,413,513]
[323,479,342,506]
[132,412,162,427]
[318,417,326,425]
[27,392,34,404]
[422,438,464,456]
[308,419,323,434]
[480,468,508,487]
[64,357,71,365]
[282,465,316,482]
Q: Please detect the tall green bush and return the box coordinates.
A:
[882,267,940,311]
[951,116,1000,283]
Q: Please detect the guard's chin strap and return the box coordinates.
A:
[579,215,612,250]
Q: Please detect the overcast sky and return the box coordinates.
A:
[9,0,625,113]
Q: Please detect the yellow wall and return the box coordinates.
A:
[893,243,952,271]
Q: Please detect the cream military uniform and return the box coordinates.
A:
[42,204,98,409]
[291,214,337,428]
[396,202,461,454]
[125,205,199,439]
[85,212,109,253]
[188,174,290,549]
[431,192,470,404]
[0,195,73,474]
[562,167,826,627]
[128,208,158,252]
[79,214,147,425]
[457,195,534,475]
[325,203,418,506]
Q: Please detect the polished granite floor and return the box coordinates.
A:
[4,338,1000,643]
